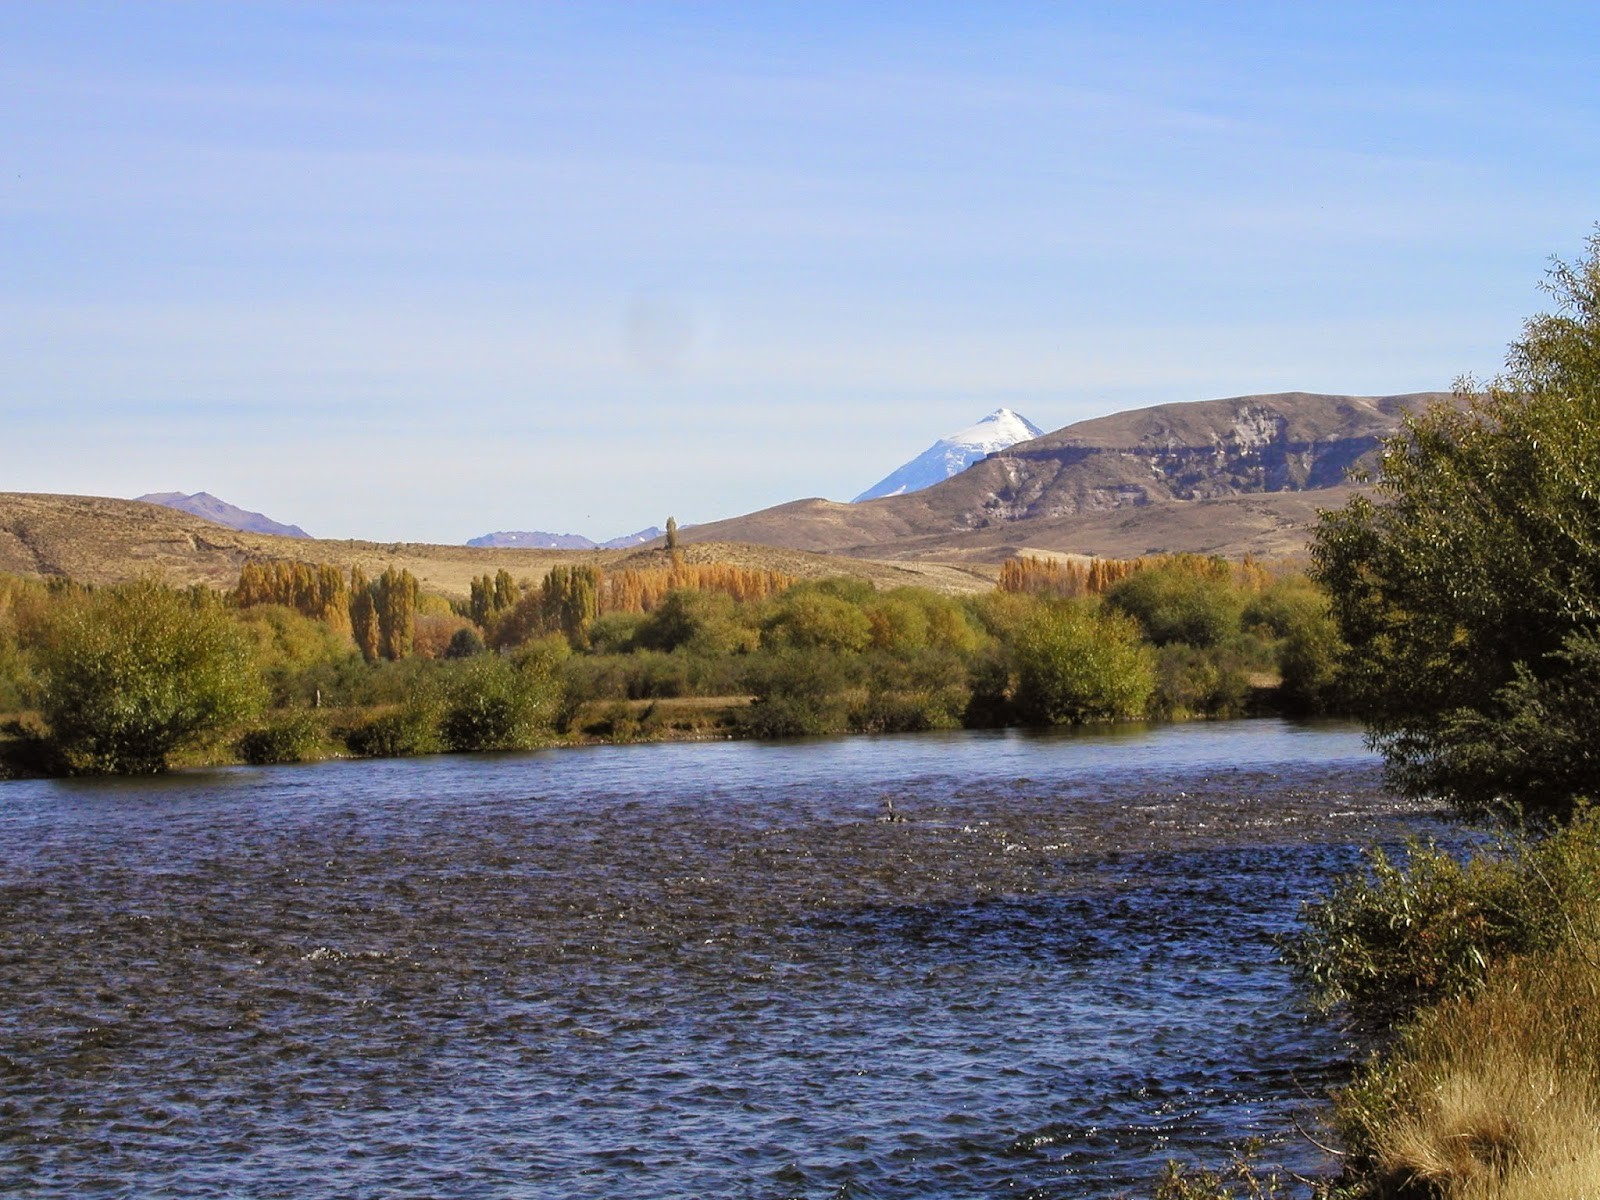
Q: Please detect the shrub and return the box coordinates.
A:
[585,611,645,655]
[1011,602,1155,725]
[443,626,486,659]
[413,612,478,659]
[1244,580,1347,714]
[1105,562,1244,649]
[1386,631,1600,826]
[36,581,264,774]
[1290,811,1600,1024]
[1152,644,1252,719]
[343,703,442,758]
[438,654,560,752]
[237,710,329,765]
[1310,235,1600,823]
[849,687,968,734]
[864,593,931,653]
[633,590,754,655]
[760,589,873,654]
[235,603,362,706]
[1148,1143,1298,1199]
[738,649,856,737]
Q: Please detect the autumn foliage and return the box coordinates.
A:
[234,559,420,662]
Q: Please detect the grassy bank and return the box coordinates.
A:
[1151,817,1600,1200]
[1303,815,1600,1199]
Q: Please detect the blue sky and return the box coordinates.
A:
[2,3,1596,543]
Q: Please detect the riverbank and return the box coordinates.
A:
[1,695,755,778]
[1155,813,1600,1200]
[3,684,1304,779]
[1291,815,1600,1199]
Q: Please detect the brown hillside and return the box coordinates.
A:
[682,391,1446,557]
[0,493,996,597]
[836,485,1364,565]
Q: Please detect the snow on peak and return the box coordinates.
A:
[852,409,1045,503]
[945,408,1045,453]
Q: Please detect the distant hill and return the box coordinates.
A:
[137,491,310,539]
[683,391,1452,560]
[0,494,989,596]
[854,408,1043,501]
[467,526,666,551]
[467,531,598,550]
[1,392,1451,595]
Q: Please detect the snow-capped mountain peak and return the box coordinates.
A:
[853,408,1044,502]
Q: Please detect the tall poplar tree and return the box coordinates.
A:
[349,565,379,662]
[375,567,419,660]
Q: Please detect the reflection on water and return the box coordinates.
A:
[0,721,1444,1198]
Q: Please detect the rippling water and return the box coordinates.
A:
[0,720,1446,1198]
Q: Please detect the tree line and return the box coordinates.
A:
[0,544,1345,776]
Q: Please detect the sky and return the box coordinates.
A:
[3,3,1598,543]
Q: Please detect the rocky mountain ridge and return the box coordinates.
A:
[680,390,1451,557]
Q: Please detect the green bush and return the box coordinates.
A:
[343,704,443,758]
[1147,1143,1297,1199]
[443,626,486,659]
[237,710,329,765]
[1152,643,1252,719]
[585,611,646,655]
[1245,580,1346,714]
[1289,811,1600,1023]
[35,581,264,774]
[0,716,55,779]
[849,686,968,734]
[236,604,365,708]
[439,654,560,752]
[1310,236,1600,823]
[739,649,856,737]
[760,589,873,654]
[1011,602,1155,725]
[635,590,754,656]
[0,629,33,714]
[1385,631,1600,826]
[1105,563,1244,649]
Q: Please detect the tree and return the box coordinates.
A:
[1011,601,1155,725]
[494,568,517,613]
[35,580,264,774]
[374,566,419,660]
[1312,232,1600,822]
[665,516,679,552]
[349,566,379,662]
[541,565,600,647]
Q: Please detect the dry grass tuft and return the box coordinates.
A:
[1344,948,1600,1199]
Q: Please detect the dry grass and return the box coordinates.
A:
[1342,947,1600,1199]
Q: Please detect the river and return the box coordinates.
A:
[0,720,1444,1198]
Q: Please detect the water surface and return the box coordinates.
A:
[0,721,1444,1198]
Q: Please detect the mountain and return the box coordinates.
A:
[854,408,1044,501]
[466,526,667,550]
[136,491,310,538]
[468,531,598,549]
[683,391,1453,560]
[599,526,666,549]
